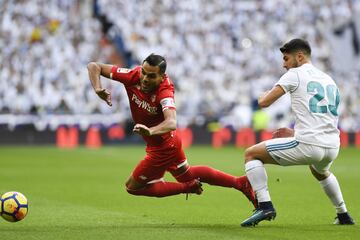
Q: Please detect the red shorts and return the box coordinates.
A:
[132,133,187,184]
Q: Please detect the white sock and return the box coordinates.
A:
[245,160,271,202]
[319,173,347,213]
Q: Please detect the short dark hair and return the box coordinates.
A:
[143,54,167,74]
[280,38,311,56]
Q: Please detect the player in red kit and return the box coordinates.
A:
[87,54,256,207]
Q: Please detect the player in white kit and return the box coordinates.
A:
[241,38,355,227]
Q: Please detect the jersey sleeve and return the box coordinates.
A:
[158,77,176,111]
[110,66,140,86]
[275,70,299,93]
[160,98,176,111]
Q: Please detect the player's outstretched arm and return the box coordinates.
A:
[87,62,114,106]
[258,85,285,108]
[133,109,177,136]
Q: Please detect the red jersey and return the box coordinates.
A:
[110,66,176,146]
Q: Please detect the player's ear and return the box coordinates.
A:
[297,51,305,62]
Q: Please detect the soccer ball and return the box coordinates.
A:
[0,191,28,222]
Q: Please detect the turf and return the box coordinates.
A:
[0,146,359,240]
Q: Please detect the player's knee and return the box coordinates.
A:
[125,181,134,195]
[125,178,133,190]
[309,166,329,181]
[125,177,144,195]
[244,147,255,162]
[125,183,144,196]
[126,186,134,195]
[126,187,138,195]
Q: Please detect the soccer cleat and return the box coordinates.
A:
[237,176,258,208]
[241,208,277,227]
[185,179,203,195]
[333,212,355,225]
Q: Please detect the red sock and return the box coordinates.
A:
[126,181,187,198]
[176,166,238,188]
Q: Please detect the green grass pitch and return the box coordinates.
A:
[0,146,359,240]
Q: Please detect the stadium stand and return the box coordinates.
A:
[0,0,359,132]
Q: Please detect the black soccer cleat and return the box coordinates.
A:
[333,212,355,225]
[241,208,276,227]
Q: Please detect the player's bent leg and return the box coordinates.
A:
[242,142,277,227]
[173,164,238,187]
[309,165,330,181]
[125,175,202,198]
[309,166,355,225]
[125,175,147,190]
[171,163,257,207]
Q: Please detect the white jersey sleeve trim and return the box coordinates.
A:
[276,84,288,93]
[276,70,299,93]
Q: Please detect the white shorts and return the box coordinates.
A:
[265,137,339,174]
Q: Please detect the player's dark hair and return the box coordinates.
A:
[143,54,167,74]
[280,38,311,56]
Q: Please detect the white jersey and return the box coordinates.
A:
[275,63,340,148]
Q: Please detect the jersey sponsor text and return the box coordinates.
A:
[131,93,157,114]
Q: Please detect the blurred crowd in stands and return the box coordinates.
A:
[1,0,360,131]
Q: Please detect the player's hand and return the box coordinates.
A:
[96,88,112,106]
[133,124,152,136]
[272,127,294,138]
